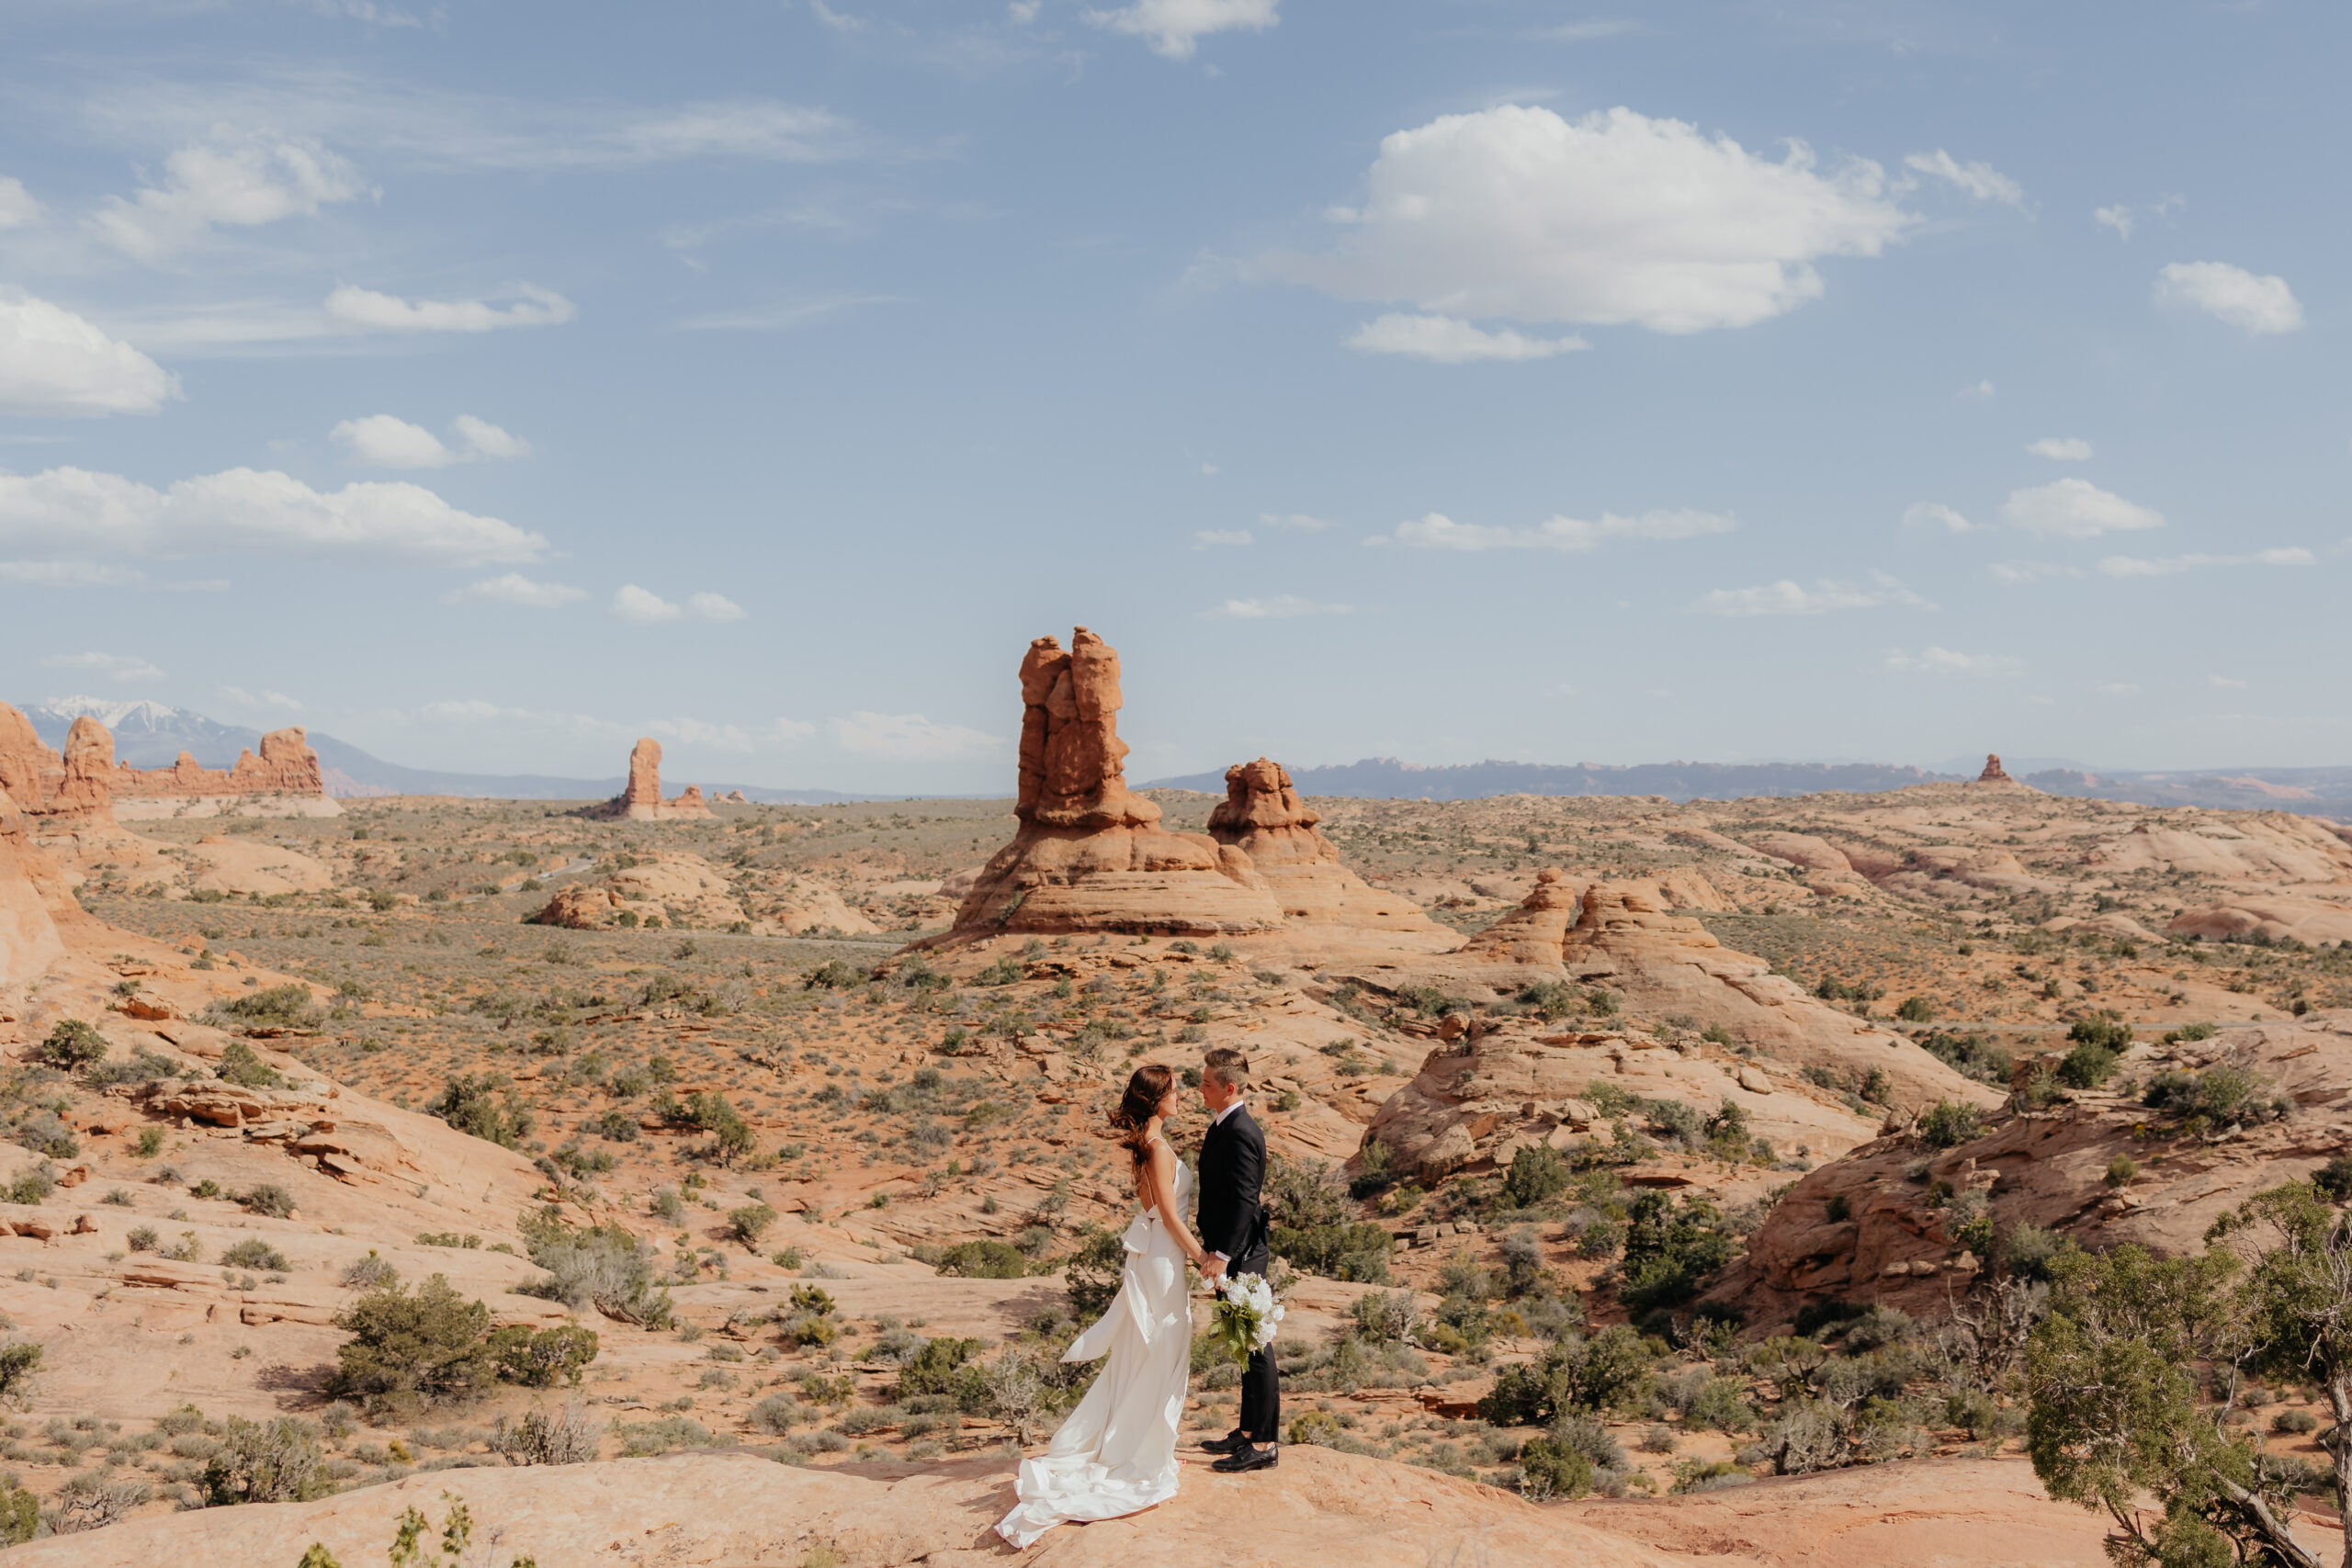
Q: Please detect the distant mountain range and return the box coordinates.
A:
[1144,756,2352,818]
[17,698,867,805]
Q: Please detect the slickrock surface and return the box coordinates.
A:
[1205,758,1451,942]
[948,630,1281,936]
[8,1445,1693,1568]
[1713,1011,2352,1324]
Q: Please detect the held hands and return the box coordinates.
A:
[1199,1254,1227,1288]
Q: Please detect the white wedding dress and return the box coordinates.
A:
[994,1157,1193,1549]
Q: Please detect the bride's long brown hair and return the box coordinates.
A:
[1108,1063,1174,1173]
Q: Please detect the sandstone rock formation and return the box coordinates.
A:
[10,1445,1692,1568]
[1713,1011,2352,1325]
[948,630,1281,936]
[0,790,65,986]
[583,738,713,821]
[1972,752,2018,784]
[1365,1026,1883,1181]
[1204,758,1449,937]
[1462,874,1998,1113]
[0,704,334,821]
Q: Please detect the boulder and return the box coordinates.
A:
[1204,758,1450,937]
[946,630,1282,937]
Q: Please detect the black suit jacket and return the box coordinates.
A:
[1196,1105,1268,1264]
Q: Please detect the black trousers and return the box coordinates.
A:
[1229,1245,1281,1442]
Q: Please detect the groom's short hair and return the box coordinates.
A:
[1203,1046,1250,1091]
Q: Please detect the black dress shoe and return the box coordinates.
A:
[1211,1443,1278,1473]
[1199,1431,1251,1455]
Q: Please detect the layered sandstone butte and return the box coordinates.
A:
[0,704,333,821]
[949,629,1281,936]
[1204,758,1449,936]
[583,738,713,821]
[1462,873,1998,1112]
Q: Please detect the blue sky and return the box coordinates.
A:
[0,0,2341,793]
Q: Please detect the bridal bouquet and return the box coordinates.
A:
[1206,1271,1284,1364]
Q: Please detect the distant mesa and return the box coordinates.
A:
[944,628,1283,937]
[1205,758,1450,938]
[581,739,713,821]
[0,701,334,824]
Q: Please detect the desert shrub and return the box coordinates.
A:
[2143,1066,2290,1133]
[0,1341,40,1405]
[516,1213,673,1328]
[1918,1031,2013,1087]
[492,1398,599,1465]
[1272,1219,1393,1279]
[236,1182,298,1218]
[1265,1155,1352,1231]
[429,1073,534,1149]
[726,1202,778,1248]
[1618,1192,1737,1315]
[0,1478,34,1544]
[1918,1100,1984,1148]
[933,1239,1028,1279]
[216,1041,288,1089]
[2314,1157,2352,1202]
[1501,1144,1571,1210]
[203,1415,324,1505]
[1479,1325,1656,1426]
[221,1238,289,1272]
[1516,980,1585,1022]
[750,1393,808,1435]
[489,1324,599,1388]
[2056,1043,2120,1091]
[1351,1290,1421,1345]
[5,1164,55,1204]
[213,984,325,1030]
[613,1416,724,1456]
[897,1337,987,1408]
[42,1473,152,1534]
[1062,1225,1127,1322]
[1498,1227,1549,1298]
[674,1090,754,1164]
[36,1019,108,1071]
[1894,995,1935,1024]
[2067,1011,2134,1054]
[327,1274,498,1416]
[85,1046,181,1089]
[1517,1432,1594,1498]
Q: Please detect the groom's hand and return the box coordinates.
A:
[1201,1255,1227,1286]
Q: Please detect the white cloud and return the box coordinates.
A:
[1902,150,2026,209]
[1884,646,2026,678]
[333,414,451,468]
[92,134,370,261]
[1345,312,1589,362]
[1009,0,1042,19]
[324,283,575,333]
[647,716,756,750]
[2098,547,2313,577]
[1088,0,1278,60]
[809,0,866,30]
[1988,560,2086,584]
[0,466,546,566]
[2098,682,2142,695]
[0,288,179,416]
[40,650,163,682]
[1692,570,1929,616]
[2026,436,2093,460]
[333,412,534,467]
[1276,105,1915,336]
[1202,594,1352,619]
[1902,502,1975,533]
[1193,529,1253,547]
[2093,205,2132,240]
[1376,508,1734,552]
[2153,262,2303,335]
[1259,513,1337,532]
[0,177,41,230]
[220,685,301,710]
[420,698,527,722]
[446,573,586,608]
[2000,479,2164,539]
[450,415,530,459]
[2208,675,2248,690]
[610,586,746,625]
[832,711,1004,760]
[0,559,145,586]
[1956,378,1996,400]
[1538,19,1637,40]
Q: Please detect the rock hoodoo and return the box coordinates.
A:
[1461,873,1998,1113]
[948,628,1282,936]
[583,738,712,821]
[1971,752,2020,785]
[0,704,334,821]
[1204,758,1449,936]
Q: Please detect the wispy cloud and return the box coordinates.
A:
[40,650,163,682]
[2000,479,2164,538]
[220,685,301,709]
[1902,502,1975,533]
[2154,261,2302,334]
[1374,509,1733,552]
[1346,312,1588,362]
[2025,436,2092,460]
[611,585,747,625]
[1692,571,1930,616]
[1193,530,1253,548]
[1201,594,1352,619]
[447,573,587,608]
[1902,150,2026,209]
[334,413,532,468]
[325,283,575,333]
[1259,513,1337,532]
[832,711,1003,760]
[1884,647,2026,678]
[2098,547,2313,577]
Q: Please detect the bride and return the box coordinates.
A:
[994,1064,1210,1548]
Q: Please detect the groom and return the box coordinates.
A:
[1194,1045,1279,1472]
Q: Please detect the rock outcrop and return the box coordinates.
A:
[0,789,66,985]
[1365,1026,1883,1181]
[1713,1011,2352,1325]
[2167,895,2352,946]
[583,738,713,821]
[1973,752,2018,784]
[0,704,334,821]
[948,630,1281,936]
[1204,758,1449,936]
[1463,874,1998,1113]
